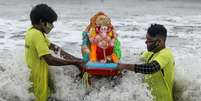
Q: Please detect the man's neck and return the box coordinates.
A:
[153,45,166,53]
[33,25,44,33]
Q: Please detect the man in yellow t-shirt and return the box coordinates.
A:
[118,24,175,101]
[25,4,82,101]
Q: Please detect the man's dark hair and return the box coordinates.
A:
[147,24,167,41]
[30,4,58,25]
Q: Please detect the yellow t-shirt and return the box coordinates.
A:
[25,27,50,101]
[142,48,175,101]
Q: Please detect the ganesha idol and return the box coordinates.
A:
[81,12,121,63]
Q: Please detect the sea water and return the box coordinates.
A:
[0,0,201,101]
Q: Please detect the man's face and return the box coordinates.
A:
[145,34,159,52]
[43,22,54,34]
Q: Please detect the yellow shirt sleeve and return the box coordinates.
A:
[32,32,50,57]
[153,52,169,69]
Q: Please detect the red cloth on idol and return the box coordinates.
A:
[96,45,113,60]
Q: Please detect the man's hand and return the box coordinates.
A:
[117,63,128,71]
[74,59,85,69]
[117,63,135,71]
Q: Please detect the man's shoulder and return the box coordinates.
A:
[26,27,42,36]
[160,48,173,55]
[159,48,174,59]
[26,27,44,39]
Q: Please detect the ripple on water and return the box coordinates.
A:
[9,34,24,40]
[0,31,5,38]
[0,42,4,45]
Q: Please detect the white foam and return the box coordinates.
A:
[0,48,34,101]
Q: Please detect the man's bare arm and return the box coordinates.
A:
[42,54,79,66]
